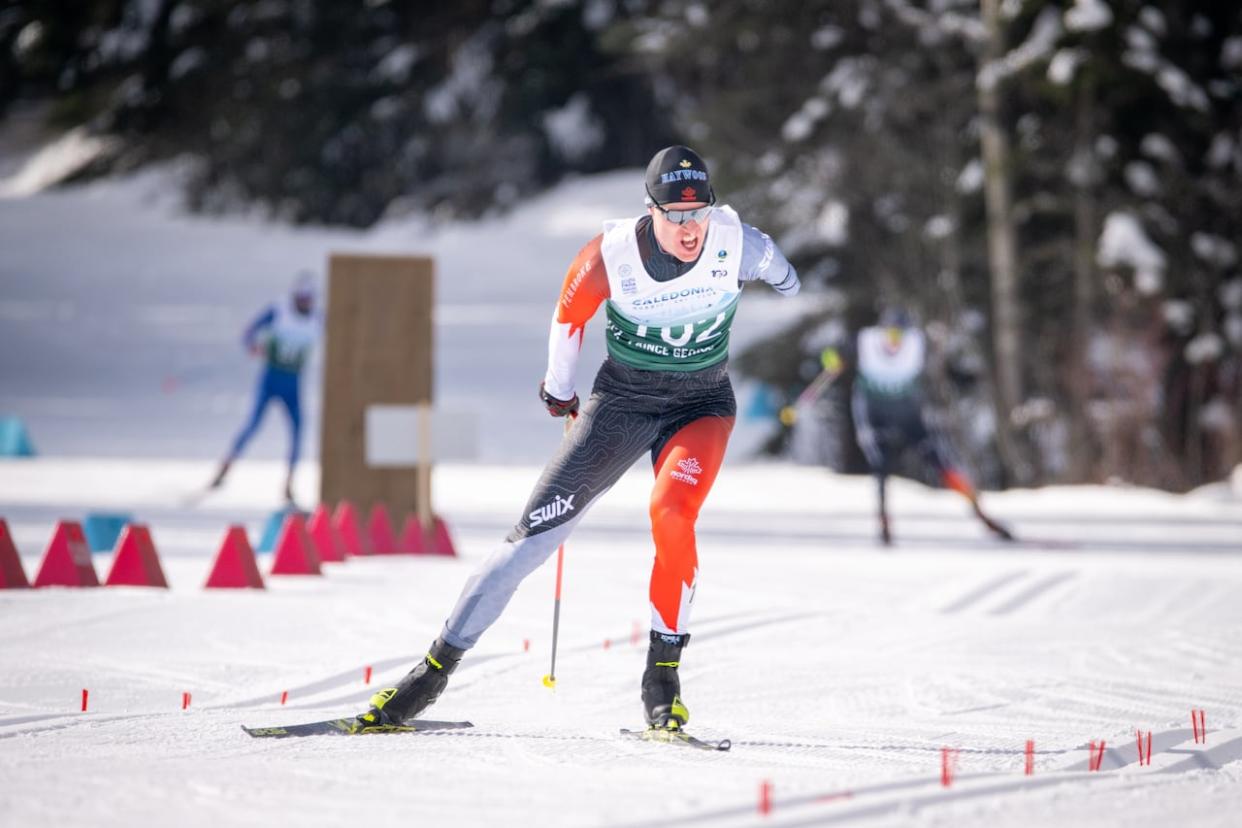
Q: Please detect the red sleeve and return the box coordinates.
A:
[555,235,610,337]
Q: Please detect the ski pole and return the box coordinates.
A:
[780,368,842,426]
[780,347,845,426]
[542,413,578,689]
[795,366,837,406]
[542,540,566,689]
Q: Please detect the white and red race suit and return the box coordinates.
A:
[441,207,799,647]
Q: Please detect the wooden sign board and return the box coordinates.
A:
[320,254,434,522]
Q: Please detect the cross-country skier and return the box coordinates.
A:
[358,146,801,734]
[209,272,320,504]
[837,308,1014,545]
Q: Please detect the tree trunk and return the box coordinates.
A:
[977,0,1026,485]
[1069,74,1098,482]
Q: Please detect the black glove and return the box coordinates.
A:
[539,381,579,418]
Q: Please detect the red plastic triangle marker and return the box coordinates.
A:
[399,513,428,555]
[0,519,29,589]
[105,525,169,588]
[333,501,372,556]
[204,525,265,589]
[270,513,322,575]
[367,503,398,555]
[307,504,347,563]
[33,520,99,587]
[430,516,457,557]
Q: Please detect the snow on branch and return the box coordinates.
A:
[880,0,985,45]
[1064,0,1113,33]
[1097,211,1167,295]
[978,8,1062,91]
[1122,25,1211,112]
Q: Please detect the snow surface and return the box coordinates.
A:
[2,148,1241,828]
[1,458,1240,828]
[0,127,116,198]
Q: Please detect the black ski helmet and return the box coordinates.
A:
[644,145,714,206]
[879,306,915,329]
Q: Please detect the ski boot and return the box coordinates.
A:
[356,638,464,729]
[974,504,1015,542]
[641,632,690,730]
[282,473,299,510]
[208,459,231,490]
[981,514,1015,541]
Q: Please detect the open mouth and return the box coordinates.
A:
[679,232,701,255]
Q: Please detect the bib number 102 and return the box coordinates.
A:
[635,313,726,347]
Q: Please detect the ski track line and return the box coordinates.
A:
[987,570,1077,615]
[247,608,820,714]
[0,608,799,739]
[939,570,1028,613]
[607,729,1242,828]
[0,602,169,647]
[896,534,1240,555]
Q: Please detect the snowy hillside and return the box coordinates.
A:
[0,162,805,464]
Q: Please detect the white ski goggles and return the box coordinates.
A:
[645,191,715,225]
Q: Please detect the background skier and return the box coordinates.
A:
[208,272,321,504]
[824,308,1014,545]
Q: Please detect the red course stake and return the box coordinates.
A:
[1192,709,1207,744]
[364,666,372,685]
[1135,730,1152,766]
[280,690,288,705]
[1025,739,1035,775]
[81,689,89,712]
[758,780,772,816]
[940,748,958,787]
[1088,741,1106,771]
[182,692,192,710]
[523,639,530,653]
